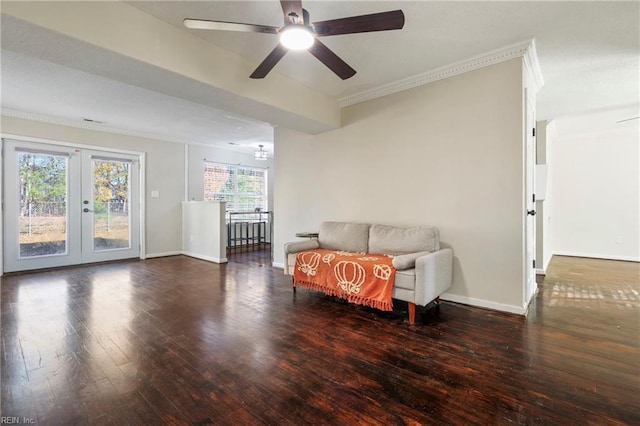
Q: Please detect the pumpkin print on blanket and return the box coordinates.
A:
[297,251,321,276]
[293,249,396,312]
[334,261,366,294]
[373,264,392,280]
[322,253,336,264]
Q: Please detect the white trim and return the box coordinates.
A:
[0,139,4,276]
[145,251,182,259]
[535,268,546,275]
[139,152,147,260]
[1,133,143,157]
[523,283,538,315]
[182,251,228,264]
[272,262,285,269]
[184,144,189,202]
[440,293,527,315]
[522,39,544,94]
[547,119,559,141]
[553,251,640,263]
[339,39,541,108]
[523,287,540,317]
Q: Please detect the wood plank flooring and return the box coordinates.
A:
[1,253,638,425]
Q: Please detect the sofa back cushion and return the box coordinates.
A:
[319,222,370,253]
[368,224,440,255]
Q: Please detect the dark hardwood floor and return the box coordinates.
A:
[1,253,638,425]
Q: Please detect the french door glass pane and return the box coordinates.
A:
[18,152,68,258]
[92,159,131,251]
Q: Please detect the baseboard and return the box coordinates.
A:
[272,262,284,269]
[440,293,526,315]
[145,251,182,259]
[535,268,545,275]
[182,251,228,264]
[553,251,640,263]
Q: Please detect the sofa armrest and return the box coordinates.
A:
[414,249,453,306]
[284,240,320,274]
[285,239,320,254]
[392,251,432,270]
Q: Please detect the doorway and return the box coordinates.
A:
[2,140,141,272]
[524,93,537,307]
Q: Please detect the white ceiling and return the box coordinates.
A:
[1,1,638,150]
[1,50,274,151]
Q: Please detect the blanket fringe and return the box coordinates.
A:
[294,279,393,312]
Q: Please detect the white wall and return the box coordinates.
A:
[274,59,528,312]
[535,120,556,272]
[1,115,185,257]
[550,124,640,261]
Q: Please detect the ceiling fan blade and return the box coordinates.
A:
[184,18,279,34]
[313,10,405,37]
[308,39,356,80]
[250,44,289,79]
[280,0,304,25]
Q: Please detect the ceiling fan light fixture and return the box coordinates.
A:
[279,26,314,50]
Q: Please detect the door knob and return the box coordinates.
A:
[527,210,536,216]
[83,208,93,213]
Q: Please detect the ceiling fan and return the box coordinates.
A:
[184,0,405,80]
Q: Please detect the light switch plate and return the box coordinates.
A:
[151,190,159,198]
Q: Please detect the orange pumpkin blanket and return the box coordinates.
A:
[293,249,396,311]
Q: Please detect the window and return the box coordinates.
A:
[204,162,267,212]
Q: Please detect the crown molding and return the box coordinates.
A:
[339,39,543,108]
[523,39,544,94]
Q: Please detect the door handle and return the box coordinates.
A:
[83,208,93,213]
[527,210,536,216]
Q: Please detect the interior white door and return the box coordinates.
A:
[2,140,141,272]
[524,94,537,306]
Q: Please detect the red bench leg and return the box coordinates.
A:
[408,302,415,325]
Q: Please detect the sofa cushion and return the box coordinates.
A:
[318,222,370,253]
[393,269,416,290]
[369,225,440,255]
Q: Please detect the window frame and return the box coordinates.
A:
[203,161,268,212]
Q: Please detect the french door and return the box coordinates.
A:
[3,140,140,272]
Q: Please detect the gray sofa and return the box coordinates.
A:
[284,221,453,324]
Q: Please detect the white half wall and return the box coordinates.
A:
[274,59,527,311]
[550,124,640,261]
[1,115,185,257]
